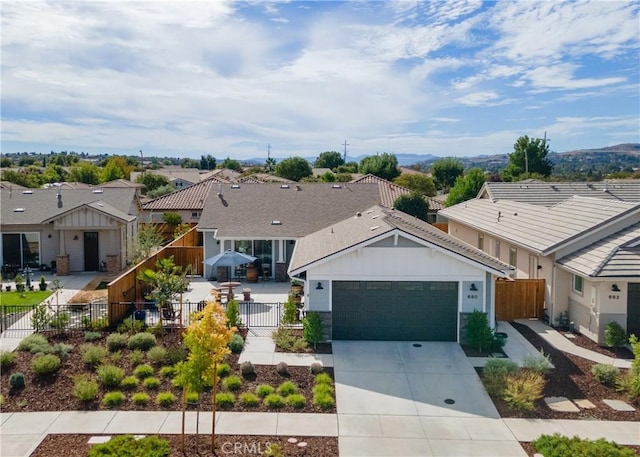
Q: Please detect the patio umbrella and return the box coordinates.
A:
[205,250,257,268]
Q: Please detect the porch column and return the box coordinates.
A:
[58,230,66,256]
[277,240,285,263]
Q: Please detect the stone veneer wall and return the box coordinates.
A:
[275,263,287,282]
[56,255,70,276]
[106,255,120,275]
[315,311,332,341]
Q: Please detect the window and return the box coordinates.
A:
[509,247,517,267]
[573,274,583,294]
[478,234,484,250]
[2,232,40,268]
[191,212,200,219]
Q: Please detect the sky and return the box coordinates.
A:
[1,0,639,161]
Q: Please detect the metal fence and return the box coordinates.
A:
[0,300,286,337]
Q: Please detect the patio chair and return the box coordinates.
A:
[160,304,182,330]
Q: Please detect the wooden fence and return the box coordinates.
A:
[107,226,203,326]
[495,278,545,321]
[432,222,448,233]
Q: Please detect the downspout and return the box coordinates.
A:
[551,262,556,325]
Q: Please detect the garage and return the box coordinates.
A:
[332,281,458,341]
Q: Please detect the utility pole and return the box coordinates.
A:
[342,139,349,163]
[140,149,144,174]
[267,144,271,160]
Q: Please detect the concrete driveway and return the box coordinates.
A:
[333,341,526,457]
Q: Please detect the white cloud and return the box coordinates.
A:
[526,63,626,91]
[454,91,500,106]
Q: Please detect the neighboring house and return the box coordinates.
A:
[288,205,512,341]
[0,181,27,190]
[439,195,640,344]
[197,182,382,280]
[351,174,443,223]
[0,187,140,275]
[169,177,194,189]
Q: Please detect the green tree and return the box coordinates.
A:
[359,153,400,181]
[147,184,175,199]
[335,162,358,173]
[69,161,101,184]
[221,157,242,172]
[393,174,436,196]
[137,256,188,309]
[2,168,41,188]
[393,192,429,221]
[0,158,13,167]
[314,151,344,169]
[100,156,134,181]
[135,172,171,194]
[132,224,164,262]
[200,154,216,170]
[263,157,277,173]
[445,168,486,206]
[502,135,552,181]
[40,164,68,184]
[275,157,313,181]
[431,157,463,192]
[180,158,200,169]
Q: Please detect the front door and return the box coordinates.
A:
[84,232,99,271]
[628,283,640,338]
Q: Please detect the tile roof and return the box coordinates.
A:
[557,223,640,278]
[0,187,138,225]
[351,174,444,211]
[99,179,144,189]
[479,180,640,206]
[289,205,512,275]
[197,182,381,238]
[439,196,640,255]
[141,177,219,211]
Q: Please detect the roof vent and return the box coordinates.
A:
[231,184,240,189]
[372,214,380,219]
[280,184,290,189]
[332,184,342,189]
[92,189,103,194]
[97,203,104,207]
[271,220,282,225]
[22,190,33,194]
[13,208,25,212]
[295,185,302,191]
[355,212,361,217]
[370,226,379,231]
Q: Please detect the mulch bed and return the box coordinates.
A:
[461,344,508,358]
[485,322,639,421]
[1,331,335,414]
[31,434,339,457]
[558,330,634,359]
[273,328,333,354]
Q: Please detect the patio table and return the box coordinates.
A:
[219,281,242,301]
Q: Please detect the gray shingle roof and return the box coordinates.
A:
[350,174,443,211]
[141,177,219,211]
[0,188,138,225]
[289,205,512,274]
[479,180,640,206]
[197,183,382,238]
[557,223,640,278]
[439,196,640,255]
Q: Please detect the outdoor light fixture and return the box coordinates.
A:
[469,283,478,291]
[611,284,621,292]
[73,235,79,240]
[316,282,324,290]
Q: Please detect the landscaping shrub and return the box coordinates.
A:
[604,321,628,351]
[143,377,161,389]
[120,376,139,390]
[618,334,640,402]
[147,346,168,365]
[240,392,260,407]
[523,350,553,375]
[106,333,128,352]
[73,375,99,402]
[156,391,177,407]
[80,344,107,367]
[313,392,335,409]
[49,310,70,331]
[0,394,4,407]
[217,363,231,377]
[276,361,289,375]
[272,327,306,352]
[292,338,309,352]
[225,299,242,328]
[18,334,49,353]
[31,353,61,375]
[0,351,17,370]
[110,350,123,362]
[465,310,495,353]
[281,295,299,325]
[88,434,169,457]
[96,364,126,388]
[532,433,634,457]
[223,375,243,391]
[132,392,150,406]
[591,364,620,386]
[117,317,144,335]
[128,332,157,351]
[186,391,199,405]
[159,365,178,378]
[84,331,103,342]
[313,383,334,396]
[128,350,145,367]
[240,360,255,377]
[310,362,324,375]
[286,393,306,409]
[502,370,545,411]
[51,342,73,359]
[277,380,297,397]
[303,312,324,348]
[216,392,236,408]
[133,363,155,379]
[256,384,275,398]
[228,333,244,354]
[166,346,188,364]
[315,372,333,385]
[482,358,519,396]
[102,391,126,408]
[90,318,109,332]
[9,372,25,389]
[264,393,285,409]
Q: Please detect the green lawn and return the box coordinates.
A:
[0,290,53,307]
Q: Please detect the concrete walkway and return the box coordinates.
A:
[239,332,334,367]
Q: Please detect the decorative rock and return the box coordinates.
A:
[88,436,111,444]
[288,438,298,444]
[603,399,636,412]
[564,334,576,339]
[574,399,596,409]
[297,442,308,447]
[544,396,580,413]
